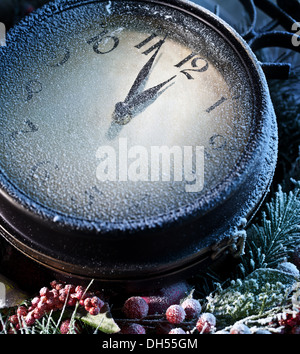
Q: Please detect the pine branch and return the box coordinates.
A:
[240,181,300,275]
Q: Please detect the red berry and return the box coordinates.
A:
[166,305,186,324]
[84,297,92,308]
[60,319,82,334]
[50,280,58,289]
[181,299,202,320]
[25,311,36,326]
[17,306,28,317]
[89,306,101,316]
[50,289,59,299]
[9,315,19,325]
[37,301,48,312]
[123,296,149,319]
[67,297,77,307]
[196,313,216,334]
[142,282,189,315]
[33,308,44,320]
[91,296,104,308]
[39,287,50,297]
[55,283,64,291]
[141,295,170,315]
[64,284,76,294]
[160,282,189,306]
[31,297,40,307]
[169,328,186,334]
[121,323,146,334]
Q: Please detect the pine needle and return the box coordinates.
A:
[240,181,300,275]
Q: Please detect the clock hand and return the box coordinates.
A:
[124,35,167,103]
[107,74,174,140]
[113,75,176,125]
[111,35,173,126]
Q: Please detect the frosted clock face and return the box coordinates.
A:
[0,0,277,285]
[0,0,253,223]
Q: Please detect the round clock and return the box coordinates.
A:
[0,0,277,290]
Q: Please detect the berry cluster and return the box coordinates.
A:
[8,280,104,332]
[118,289,216,335]
[277,311,300,334]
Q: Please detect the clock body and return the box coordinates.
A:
[0,0,277,289]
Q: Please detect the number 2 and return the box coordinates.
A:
[175,53,209,80]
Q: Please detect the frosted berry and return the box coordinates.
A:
[17,306,28,317]
[230,323,251,334]
[64,284,76,294]
[141,295,170,315]
[25,311,36,326]
[84,297,92,309]
[60,319,82,334]
[160,282,189,306]
[181,299,202,320]
[123,296,149,319]
[166,305,186,324]
[196,313,216,334]
[9,314,19,325]
[39,287,51,297]
[89,306,101,316]
[169,328,186,334]
[142,281,189,315]
[121,323,146,334]
[31,297,40,307]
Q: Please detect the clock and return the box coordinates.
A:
[0,0,277,290]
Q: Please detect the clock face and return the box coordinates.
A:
[0,1,254,225]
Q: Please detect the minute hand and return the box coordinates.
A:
[124,35,167,103]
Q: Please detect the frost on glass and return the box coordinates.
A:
[0,1,256,224]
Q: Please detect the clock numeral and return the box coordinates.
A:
[49,47,70,67]
[25,80,43,101]
[10,120,38,140]
[206,96,228,113]
[87,30,119,54]
[135,35,209,80]
[135,33,166,56]
[209,134,227,151]
[175,54,209,80]
[29,160,59,183]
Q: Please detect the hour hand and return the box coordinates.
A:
[113,75,176,125]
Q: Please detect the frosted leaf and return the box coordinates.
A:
[277,262,300,278]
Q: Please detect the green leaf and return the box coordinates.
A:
[77,305,120,334]
[205,268,298,327]
[0,274,28,309]
[241,183,300,274]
